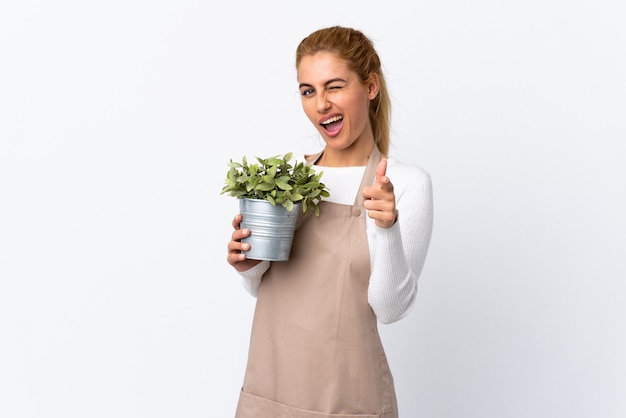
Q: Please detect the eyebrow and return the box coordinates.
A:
[298,77,347,90]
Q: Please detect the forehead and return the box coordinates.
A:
[297,51,353,84]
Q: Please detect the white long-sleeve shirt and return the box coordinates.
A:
[237,156,434,324]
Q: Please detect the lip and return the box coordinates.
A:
[318,113,344,138]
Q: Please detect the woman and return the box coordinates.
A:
[227,26,433,417]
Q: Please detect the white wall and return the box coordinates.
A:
[1,1,624,417]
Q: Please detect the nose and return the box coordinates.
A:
[316,91,331,113]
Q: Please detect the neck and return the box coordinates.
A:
[318,142,375,167]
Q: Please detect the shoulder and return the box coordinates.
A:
[385,157,432,189]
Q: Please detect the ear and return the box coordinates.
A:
[366,72,380,100]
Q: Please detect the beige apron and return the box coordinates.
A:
[235,146,398,418]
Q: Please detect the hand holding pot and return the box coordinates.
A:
[362,159,398,229]
[227,214,262,272]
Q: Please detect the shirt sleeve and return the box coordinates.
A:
[366,162,434,324]
[238,260,270,297]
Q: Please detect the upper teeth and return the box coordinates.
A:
[321,115,343,125]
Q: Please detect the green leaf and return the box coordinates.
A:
[275,180,292,191]
[256,182,274,191]
[249,164,258,176]
[312,203,320,216]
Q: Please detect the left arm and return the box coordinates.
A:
[362,159,434,324]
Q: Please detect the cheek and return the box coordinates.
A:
[346,96,369,124]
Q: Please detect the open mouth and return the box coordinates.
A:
[320,115,343,135]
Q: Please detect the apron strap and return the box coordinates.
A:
[354,146,382,208]
[305,151,324,165]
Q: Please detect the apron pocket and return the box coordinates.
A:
[236,389,385,418]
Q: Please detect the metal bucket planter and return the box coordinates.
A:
[239,198,301,261]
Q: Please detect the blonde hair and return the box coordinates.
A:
[295,26,391,156]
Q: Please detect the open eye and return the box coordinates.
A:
[300,87,315,97]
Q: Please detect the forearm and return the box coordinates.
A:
[367,170,434,324]
[367,223,418,323]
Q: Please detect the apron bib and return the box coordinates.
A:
[236,147,398,418]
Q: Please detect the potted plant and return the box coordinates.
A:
[221,152,330,261]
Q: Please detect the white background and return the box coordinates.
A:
[1,1,625,417]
